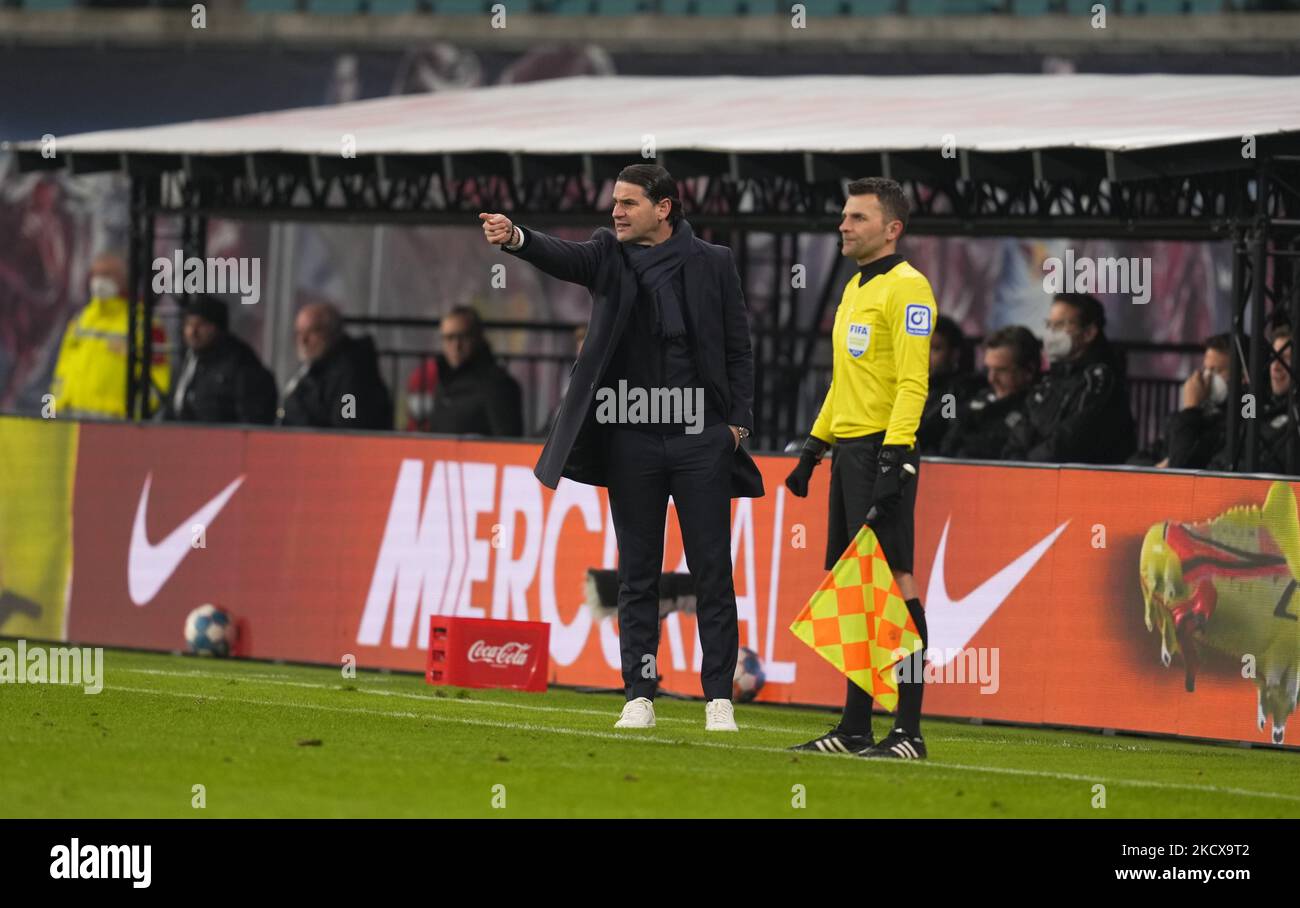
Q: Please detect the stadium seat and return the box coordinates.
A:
[795,0,840,11]
[306,0,362,11]
[369,0,420,11]
[1064,0,1103,12]
[549,0,595,10]
[676,0,739,12]
[908,0,1001,12]
[845,0,900,11]
[660,0,778,12]
[761,0,901,17]
[1009,0,1053,12]
[1129,0,1224,10]
[595,0,648,12]
[21,0,77,9]
[245,0,300,11]
[434,0,487,10]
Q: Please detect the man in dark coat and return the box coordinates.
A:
[480,164,763,733]
[278,302,392,431]
[162,295,277,425]
[939,325,1041,460]
[1208,325,1295,475]
[1003,293,1136,464]
[918,315,986,454]
[427,305,523,437]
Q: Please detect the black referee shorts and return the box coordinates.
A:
[825,431,920,574]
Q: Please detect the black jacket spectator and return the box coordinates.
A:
[1207,395,1292,474]
[939,387,1031,460]
[163,333,276,425]
[1003,338,1136,464]
[427,344,524,437]
[280,334,392,431]
[919,370,988,454]
[1165,404,1229,469]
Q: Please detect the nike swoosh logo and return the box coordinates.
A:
[925,517,1069,663]
[128,472,245,606]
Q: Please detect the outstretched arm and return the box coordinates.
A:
[480,212,605,289]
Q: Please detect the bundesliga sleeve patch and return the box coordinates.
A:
[905,304,932,336]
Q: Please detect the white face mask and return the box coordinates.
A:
[1043,328,1073,363]
[89,277,120,300]
[1207,371,1228,407]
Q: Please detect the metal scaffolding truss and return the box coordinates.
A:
[15,135,1300,466]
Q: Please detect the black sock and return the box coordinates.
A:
[897,597,928,738]
[838,678,874,737]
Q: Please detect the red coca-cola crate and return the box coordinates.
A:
[425,616,551,693]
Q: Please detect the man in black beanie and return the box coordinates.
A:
[162,295,276,425]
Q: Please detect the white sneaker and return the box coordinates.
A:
[705,699,739,731]
[614,697,656,728]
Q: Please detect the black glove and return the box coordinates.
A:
[784,436,831,498]
[866,444,915,525]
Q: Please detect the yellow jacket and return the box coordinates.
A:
[810,256,936,448]
[51,296,171,418]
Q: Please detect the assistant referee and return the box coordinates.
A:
[785,177,936,760]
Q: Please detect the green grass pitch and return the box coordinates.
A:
[3,643,1298,818]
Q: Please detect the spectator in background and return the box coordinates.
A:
[939,325,1041,460]
[278,302,392,431]
[917,315,986,454]
[1134,333,1240,469]
[538,323,587,436]
[162,296,276,425]
[51,252,170,418]
[427,305,523,438]
[404,358,439,432]
[1208,324,1293,475]
[1003,292,1136,464]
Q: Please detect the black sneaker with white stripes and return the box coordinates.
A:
[788,726,874,755]
[859,727,927,760]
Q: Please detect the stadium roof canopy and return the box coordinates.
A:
[9,73,1300,472]
[10,72,1300,236]
[12,73,1300,158]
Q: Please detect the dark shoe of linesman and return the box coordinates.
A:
[859,726,928,760]
[789,724,874,755]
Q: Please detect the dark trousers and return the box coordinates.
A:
[606,422,739,701]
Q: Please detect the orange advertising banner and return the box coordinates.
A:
[34,416,1299,747]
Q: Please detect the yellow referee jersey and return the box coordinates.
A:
[810,254,937,448]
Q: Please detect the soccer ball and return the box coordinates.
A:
[733,647,766,703]
[184,604,237,657]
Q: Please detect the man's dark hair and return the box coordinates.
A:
[1053,292,1107,333]
[934,315,963,350]
[985,324,1044,375]
[934,315,976,372]
[443,305,485,341]
[615,164,682,225]
[1206,332,1232,354]
[846,177,910,232]
[185,294,229,333]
